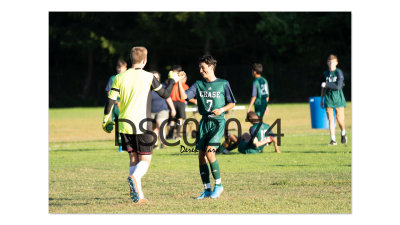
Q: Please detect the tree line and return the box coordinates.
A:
[49,12,351,107]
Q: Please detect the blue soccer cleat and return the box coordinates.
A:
[128,175,139,203]
[118,146,123,152]
[196,189,212,200]
[210,185,224,199]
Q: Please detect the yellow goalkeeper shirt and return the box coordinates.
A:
[108,68,163,134]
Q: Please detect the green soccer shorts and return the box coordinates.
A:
[254,103,268,119]
[196,117,226,151]
[238,139,261,154]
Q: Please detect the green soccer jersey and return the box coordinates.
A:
[323,68,346,108]
[249,123,272,151]
[252,77,269,105]
[185,78,236,120]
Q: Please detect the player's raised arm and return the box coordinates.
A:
[151,74,180,99]
[179,81,197,101]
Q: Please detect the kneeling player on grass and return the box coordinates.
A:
[218,111,280,154]
[102,46,182,204]
[178,55,236,199]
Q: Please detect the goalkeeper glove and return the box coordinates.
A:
[168,71,181,82]
[102,114,115,133]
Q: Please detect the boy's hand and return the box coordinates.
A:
[171,109,176,118]
[320,100,324,109]
[168,71,183,82]
[178,71,186,77]
[211,108,224,116]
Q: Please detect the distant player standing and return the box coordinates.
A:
[105,59,128,152]
[247,63,269,120]
[102,46,181,203]
[320,54,347,145]
[178,55,236,199]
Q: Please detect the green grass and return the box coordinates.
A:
[49,103,351,213]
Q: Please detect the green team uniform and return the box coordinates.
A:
[323,68,346,108]
[238,123,272,154]
[185,78,236,151]
[252,76,269,118]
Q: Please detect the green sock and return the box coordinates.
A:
[210,160,222,186]
[199,163,211,191]
[216,145,224,153]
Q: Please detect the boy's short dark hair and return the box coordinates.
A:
[252,63,263,74]
[117,59,127,68]
[246,111,261,124]
[171,65,182,72]
[199,55,217,70]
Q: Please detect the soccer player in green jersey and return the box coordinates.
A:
[247,63,270,119]
[320,54,347,145]
[218,111,281,154]
[178,55,236,199]
[102,46,181,204]
[105,59,128,152]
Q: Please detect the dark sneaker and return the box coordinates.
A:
[329,140,337,146]
[341,135,347,144]
[128,175,139,203]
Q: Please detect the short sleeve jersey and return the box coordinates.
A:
[185,78,236,120]
[322,68,346,108]
[249,123,272,151]
[108,68,163,134]
[105,75,120,102]
[252,77,269,105]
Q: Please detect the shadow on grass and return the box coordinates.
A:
[271,164,309,167]
[50,148,104,152]
[49,196,126,207]
[284,150,350,154]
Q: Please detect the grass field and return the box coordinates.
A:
[49,103,351,213]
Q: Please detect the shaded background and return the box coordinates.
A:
[49,12,351,107]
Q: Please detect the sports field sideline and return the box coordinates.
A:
[49,102,351,213]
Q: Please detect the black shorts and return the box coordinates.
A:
[171,101,186,120]
[120,133,155,155]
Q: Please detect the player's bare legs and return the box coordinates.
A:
[336,107,347,144]
[129,151,139,175]
[326,108,337,145]
[153,118,165,148]
[270,136,281,153]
